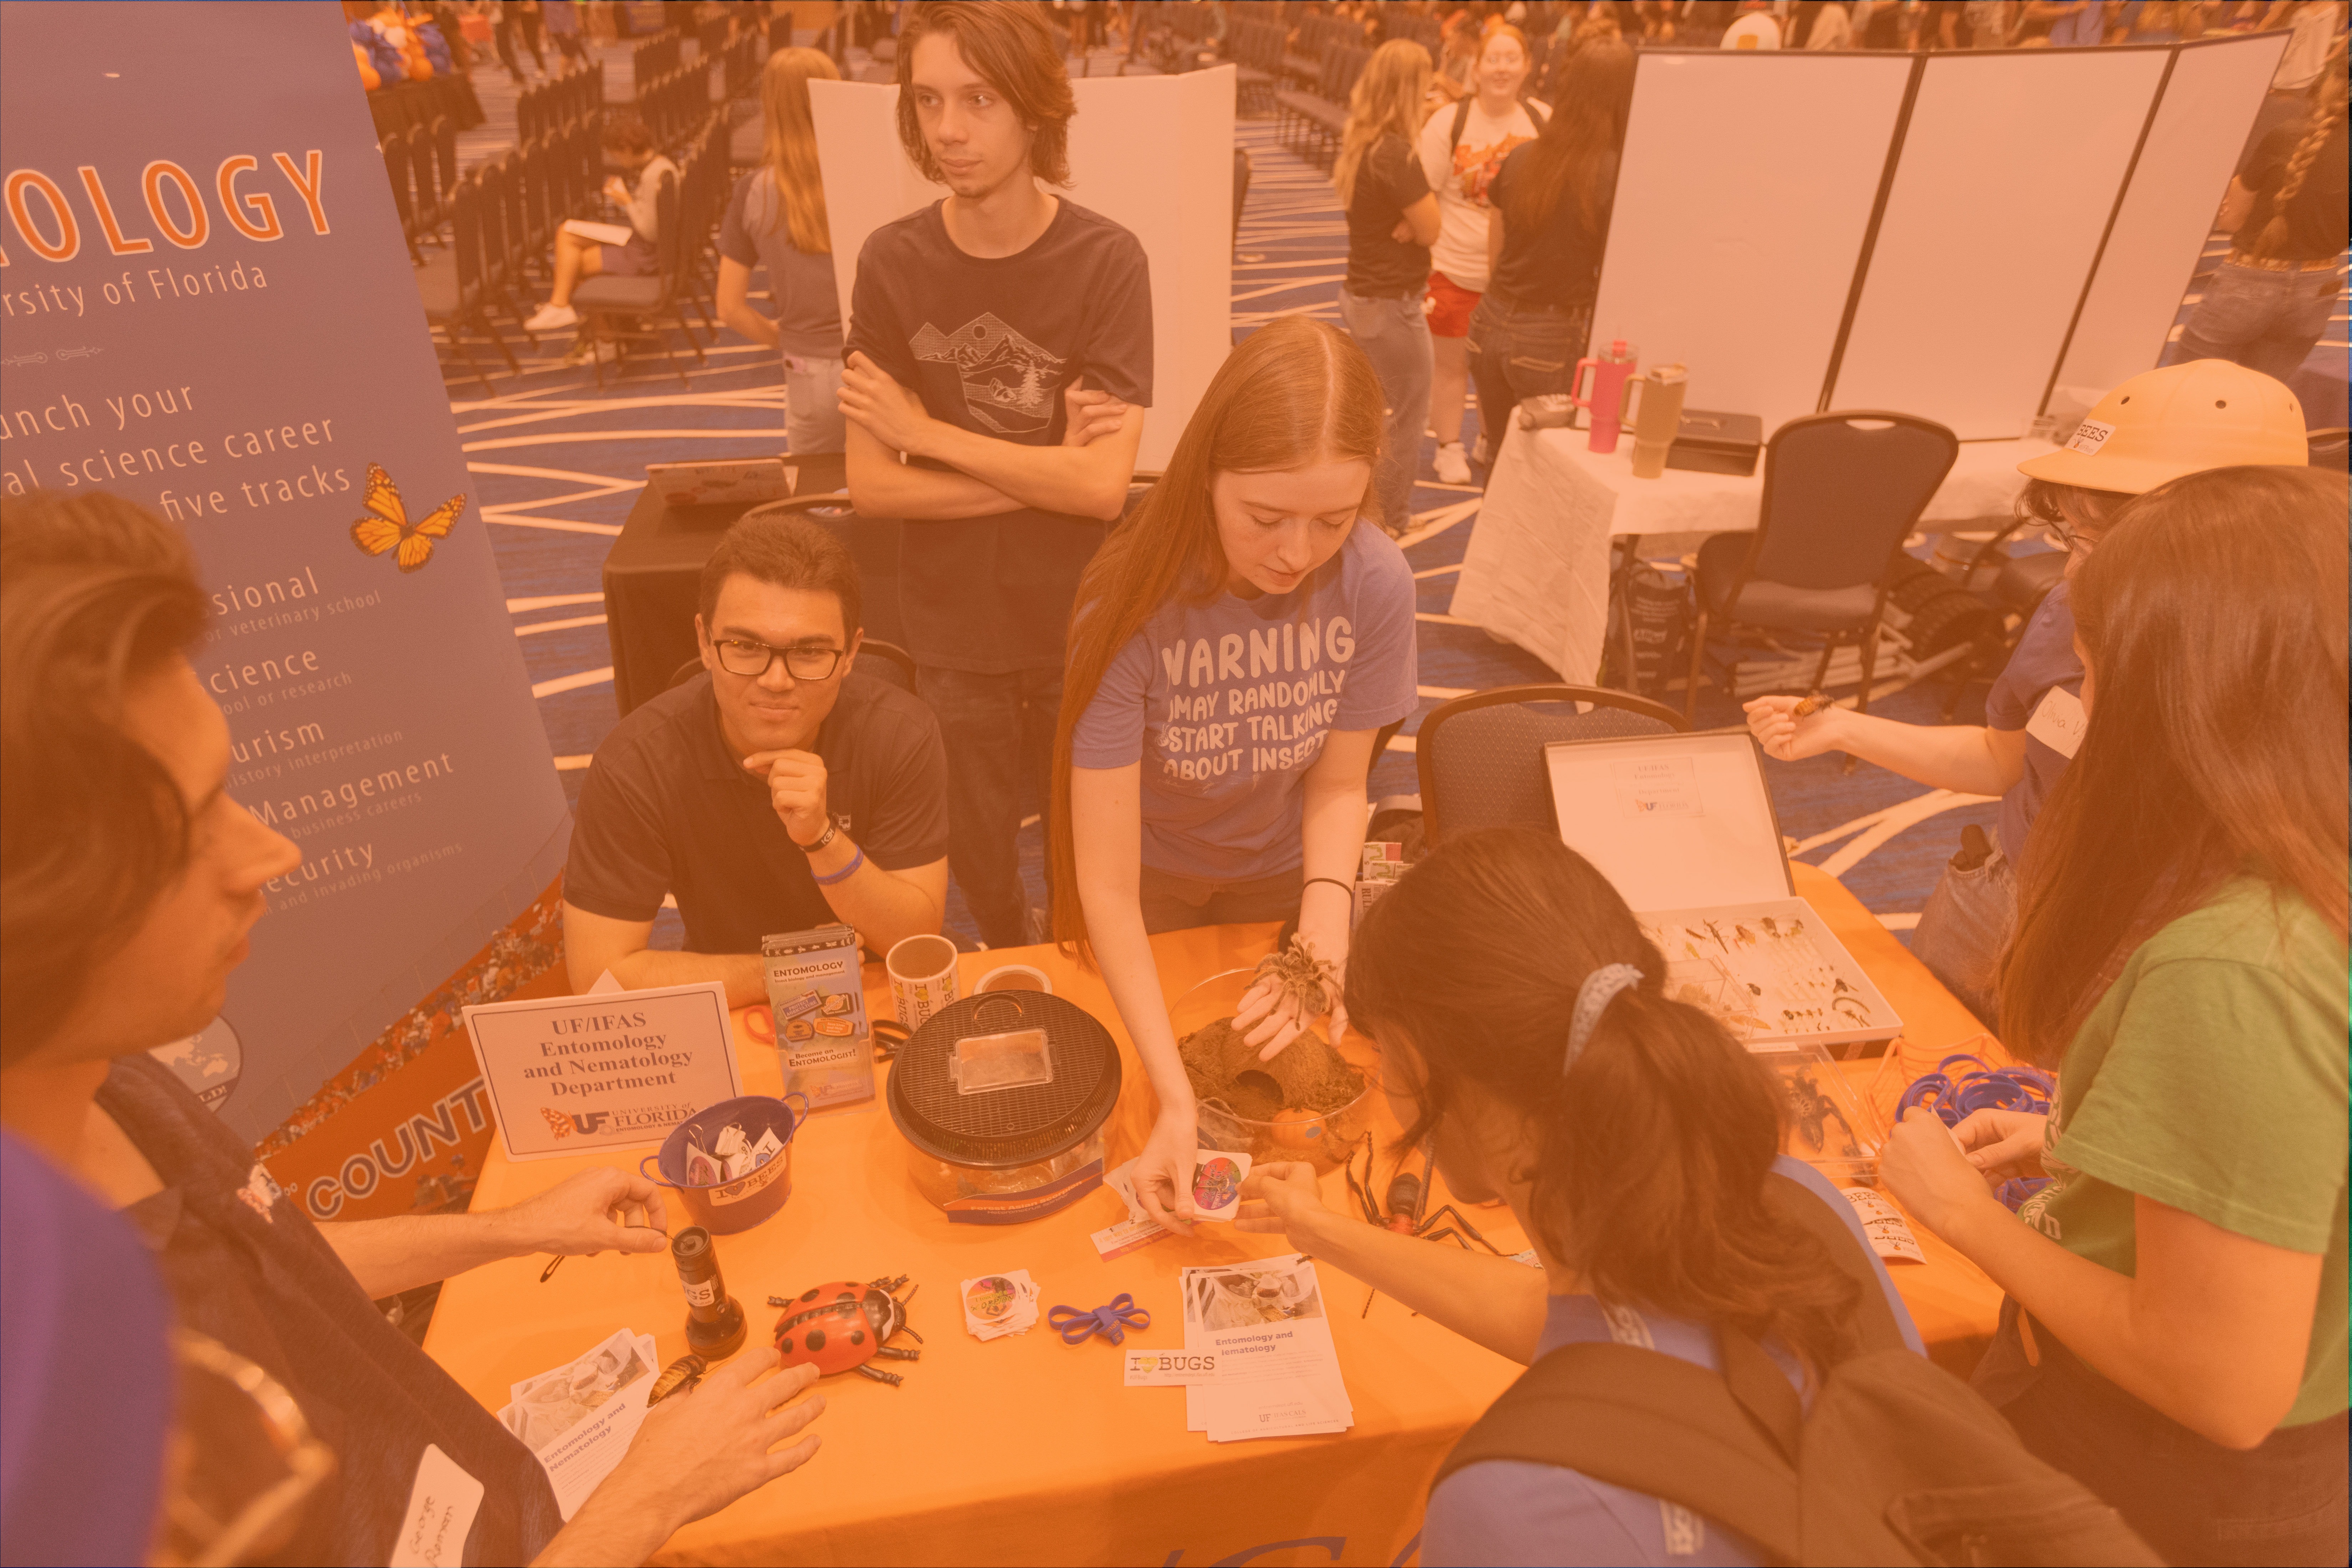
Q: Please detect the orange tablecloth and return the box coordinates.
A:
[424,863,2007,1566]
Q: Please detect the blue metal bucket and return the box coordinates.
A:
[640,1093,807,1235]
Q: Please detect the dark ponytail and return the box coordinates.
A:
[1345,828,1860,1373]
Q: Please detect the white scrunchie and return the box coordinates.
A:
[1563,963,1643,1073]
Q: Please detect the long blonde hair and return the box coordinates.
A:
[2249,38,2347,259]
[1049,317,1388,959]
[1334,39,1434,208]
[759,46,839,253]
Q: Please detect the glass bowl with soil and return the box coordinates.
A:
[1166,967,1375,1172]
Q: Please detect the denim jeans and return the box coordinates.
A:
[2175,260,2343,383]
[917,664,1063,949]
[1338,288,1433,533]
[1909,838,2015,1030]
[1466,294,1592,443]
[783,353,846,455]
[1979,1302,2350,1566]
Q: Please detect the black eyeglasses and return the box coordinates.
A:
[2040,521,2097,555]
[712,638,847,680]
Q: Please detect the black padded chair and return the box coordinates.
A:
[735,493,908,652]
[416,172,520,394]
[1232,146,1251,245]
[1683,411,1959,724]
[1416,684,1687,846]
[572,169,702,388]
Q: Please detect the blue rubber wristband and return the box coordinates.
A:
[810,845,865,886]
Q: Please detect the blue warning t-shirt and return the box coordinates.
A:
[1069,524,1417,879]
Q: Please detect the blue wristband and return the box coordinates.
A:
[810,845,865,887]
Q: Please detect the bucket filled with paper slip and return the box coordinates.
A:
[641,1093,808,1234]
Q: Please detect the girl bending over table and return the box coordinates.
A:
[1051,315,1418,1230]
[1237,826,1925,1566]
[1880,465,2349,1568]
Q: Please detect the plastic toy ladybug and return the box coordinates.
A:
[773,1274,923,1385]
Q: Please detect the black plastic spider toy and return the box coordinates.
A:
[1346,1136,1504,1255]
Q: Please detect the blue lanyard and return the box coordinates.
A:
[1048,1294,1151,1345]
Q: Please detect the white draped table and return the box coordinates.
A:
[1450,422,2057,684]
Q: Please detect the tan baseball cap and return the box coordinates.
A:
[2020,359,2308,495]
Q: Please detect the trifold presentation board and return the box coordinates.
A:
[1589,32,2290,441]
[810,68,1236,473]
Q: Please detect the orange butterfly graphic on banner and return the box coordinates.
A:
[349,462,466,572]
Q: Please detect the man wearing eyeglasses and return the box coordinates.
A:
[562,514,951,1000]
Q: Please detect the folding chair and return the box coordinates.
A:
[381,134,422,264]
[1417,684,1689,846]
[416,172,519,394]
[1683,411,1960,725]
[573,169,702,388]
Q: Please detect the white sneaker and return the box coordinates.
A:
[1433,441,1472,484]
[524,303,579,332]
[1472,433,1492,467]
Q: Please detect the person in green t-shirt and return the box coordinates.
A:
[1882,463,2349,1568]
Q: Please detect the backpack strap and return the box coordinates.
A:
[1522,95,1547,132]
[1430,1178,1903,1563]
[1447,94,1470,154]
[1433,1341,1804,1565]
[1762,1171,1910,1358]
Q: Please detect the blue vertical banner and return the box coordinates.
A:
[1,1,569,1142]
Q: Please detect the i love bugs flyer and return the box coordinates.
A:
[1,3,567,1142]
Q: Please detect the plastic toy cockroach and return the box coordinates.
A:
[773,1274,923,1386]
[1346,1136,1503,1255]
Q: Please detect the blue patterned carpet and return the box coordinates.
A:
[451,37,2346,951]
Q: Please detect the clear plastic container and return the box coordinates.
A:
[901,1128,1108,1222]
[1167,968,1375,1172]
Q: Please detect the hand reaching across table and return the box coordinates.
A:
[533,1351,827,1567]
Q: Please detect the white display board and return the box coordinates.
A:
[810,68,1235,472]
[1578,35,2284,450]
[2048,31,2289,408]
[1829,47,2171,440]
[1588,51,1913,440]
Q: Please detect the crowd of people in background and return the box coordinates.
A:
[2,1,2347,1564]
[1320,0,2343,492]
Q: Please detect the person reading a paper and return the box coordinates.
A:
[1052,317,1418,1232]
[562,513,951,1001]
[1742,360,2310,1026]
[0,491,828,1567]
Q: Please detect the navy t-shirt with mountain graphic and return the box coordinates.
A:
[847,198,1153,673]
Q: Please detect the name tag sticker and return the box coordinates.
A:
[2026,687,2088,760]
[390,1444,483,1568]
[2065,418,2114,455]
[1125,1349,1221,1386]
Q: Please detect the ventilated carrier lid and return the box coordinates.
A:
[886,993,1121,1169]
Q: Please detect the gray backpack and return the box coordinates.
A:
[1431,1175,2163,1566]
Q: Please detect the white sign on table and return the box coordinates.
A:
[462,982,742,1160]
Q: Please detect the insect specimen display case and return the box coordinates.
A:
[1543,733,1910,1053]
[1544,728,1897,1170]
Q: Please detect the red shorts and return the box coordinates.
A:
[1424,269,1481,338]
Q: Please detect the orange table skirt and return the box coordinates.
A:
[424,862,2010,1566]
